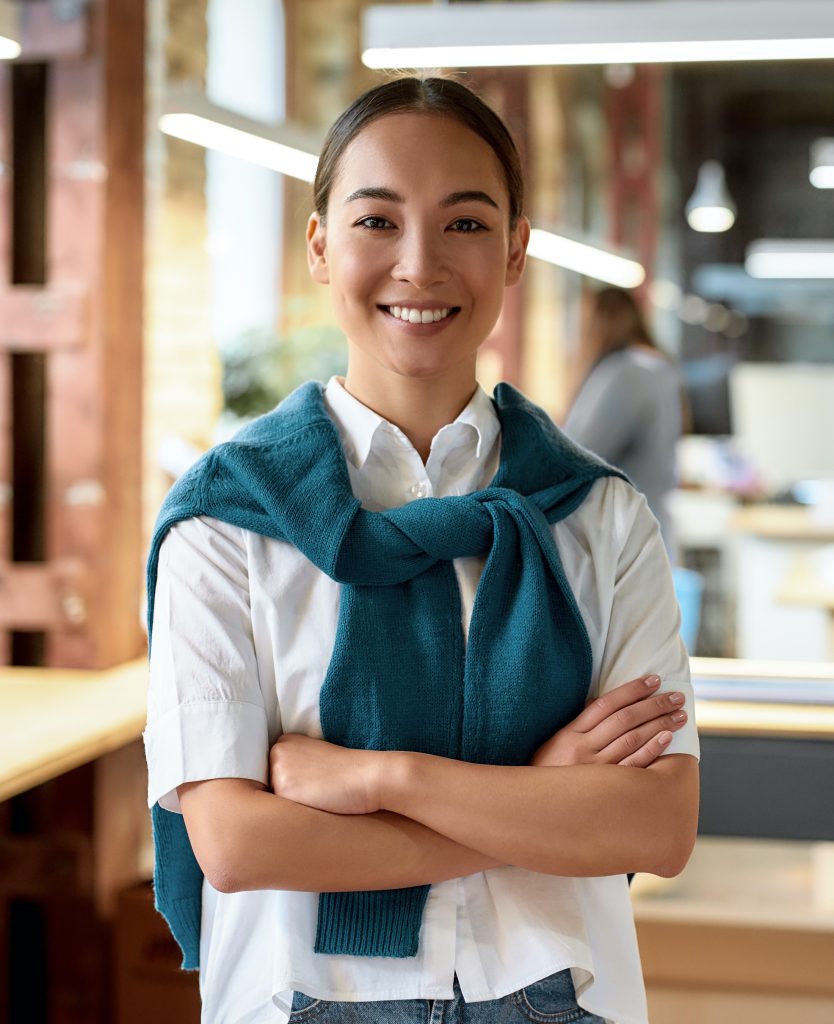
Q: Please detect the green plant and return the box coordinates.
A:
[221,324,347,419]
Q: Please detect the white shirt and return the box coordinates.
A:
[144,377,699,1024]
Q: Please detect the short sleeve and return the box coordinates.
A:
[143,516,270,812]
[595,485,700,760]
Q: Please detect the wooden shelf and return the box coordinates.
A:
[0,659,147,802]
[691,656,834,738]
[732,505,834,542]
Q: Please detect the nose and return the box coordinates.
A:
[392,225,452,290]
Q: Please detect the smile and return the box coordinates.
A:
[380,305,458,324]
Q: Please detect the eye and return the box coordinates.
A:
[355,215,394,231]
[448,218,487,233]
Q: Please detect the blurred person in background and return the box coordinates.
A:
[564,287,683,561]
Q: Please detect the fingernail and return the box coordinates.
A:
[658,731,672,745]
[669,692,685,704]
[645,675,661,687]
[671,711,687,722]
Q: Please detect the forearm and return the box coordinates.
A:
[379,753,698,878]
[179,780,499,894]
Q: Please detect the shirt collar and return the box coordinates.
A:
[323,376,498,470]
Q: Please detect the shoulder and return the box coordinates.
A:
[621,346,679,385]
[556,474,654,559]
[158,516,250,579]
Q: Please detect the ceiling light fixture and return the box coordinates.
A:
[810,138,834,189]
[0,1,21,60]
[745,240,834,279]
[159,90,321,183]
[362,1,834,68]
[685,162,736,233]
[526,229,645,288]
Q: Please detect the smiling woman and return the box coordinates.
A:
[143,76,699,1024]
[305,103,528,458]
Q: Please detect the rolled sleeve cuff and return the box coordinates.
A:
[660,679,700,761]
[144,700,269,813]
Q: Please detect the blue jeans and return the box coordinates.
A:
[290,970,605,1023]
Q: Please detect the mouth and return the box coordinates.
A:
[379,304,460,325]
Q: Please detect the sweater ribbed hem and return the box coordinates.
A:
[157,896,201,970]
[315,887,429,957]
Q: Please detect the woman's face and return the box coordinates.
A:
[307,112,529,386]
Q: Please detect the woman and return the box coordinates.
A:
[564,287,683,559]
[144,77,699,1024]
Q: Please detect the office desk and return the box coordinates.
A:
[732,506,834,660]
[690,657,834,842]
[0,659,147,803]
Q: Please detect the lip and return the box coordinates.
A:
[378,301,459,311]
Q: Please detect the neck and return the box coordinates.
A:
[343,360,479,463]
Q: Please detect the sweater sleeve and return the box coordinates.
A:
[143,516,270,812]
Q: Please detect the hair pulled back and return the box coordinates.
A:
[588,286,656,353]
[314,76,525,227]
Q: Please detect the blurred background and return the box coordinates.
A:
[1,1,834,1021]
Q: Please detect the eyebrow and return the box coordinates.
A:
[343,186,500,211]
[440,190,500,210]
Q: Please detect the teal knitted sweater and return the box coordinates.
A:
[147,381,624,969]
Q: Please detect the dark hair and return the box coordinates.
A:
[587,286,656,353]
[313,76,525,227]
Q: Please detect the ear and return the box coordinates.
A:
[306,212,330,284]
[505,215,530,287]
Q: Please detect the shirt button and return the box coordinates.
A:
[407,481,429,500]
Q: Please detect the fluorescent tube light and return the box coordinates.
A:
[363,2,834,68]
[810,139,834,189]
[0,0,20,59]
[527,229,645,288]
[745,240,834,279]
[159,91,321,182]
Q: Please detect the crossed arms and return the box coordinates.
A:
[179,673,699,895]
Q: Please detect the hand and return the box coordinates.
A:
[269,733,386,815]
[531,674,688,769]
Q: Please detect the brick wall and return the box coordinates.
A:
[143,0,220,542]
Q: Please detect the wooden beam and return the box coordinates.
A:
[44,0,145,668]
[0,285,88,351]
[17,1,89,63]
[0,560,90,630]
[0,66,10,664]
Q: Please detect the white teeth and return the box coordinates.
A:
[387,306,452,323]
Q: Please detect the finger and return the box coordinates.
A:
[586,690,687,751]
[618,730,675,768]
[574,675,662,732]
[598,710,688,764]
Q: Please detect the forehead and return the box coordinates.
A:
[330,111,508,206]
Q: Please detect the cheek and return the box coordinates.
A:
[330,248,380,306]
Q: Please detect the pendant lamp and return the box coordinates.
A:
[686,161,736,233]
